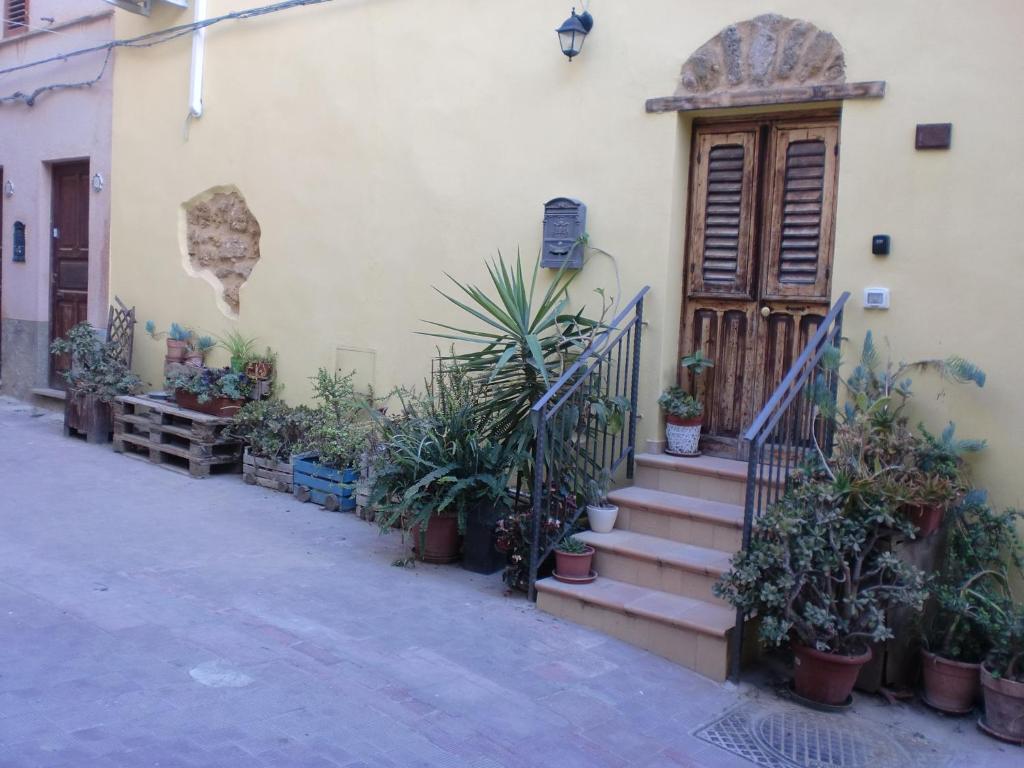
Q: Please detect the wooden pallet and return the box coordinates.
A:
[112,395,242,478]
[243,449,292,493]
[292,453,357,511]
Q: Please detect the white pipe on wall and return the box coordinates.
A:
[188,0,207,119]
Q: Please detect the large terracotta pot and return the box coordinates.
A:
[410,516,461,564]
[921,649,980,714]
[174,390,245,418]
[904,503,944,537]
[554,546,595,580]
[165,339,188,362]
[980,664,1024,744]
[793,643,872,705]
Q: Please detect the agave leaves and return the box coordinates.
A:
[422,253,604,443]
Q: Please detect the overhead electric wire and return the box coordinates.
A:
[0,0,336,106]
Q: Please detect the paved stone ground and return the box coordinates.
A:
[0,398,1019,767]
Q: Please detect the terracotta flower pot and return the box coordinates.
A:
[904,503,944,537]
[165,339,188,362]
[174,390,245,418]
[410,516,461,564]
[980,664,1024,744]
[554,546,595,580]
[792,643,872,706]
[665,414,702,456]
[921,649,980,714]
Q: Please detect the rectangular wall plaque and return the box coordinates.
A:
[915,123,952,150]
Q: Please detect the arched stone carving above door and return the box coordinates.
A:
[646,15,884,113]
[680,15,844,95]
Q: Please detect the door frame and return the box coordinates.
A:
[678,108,841,456]
[48,158,91,387]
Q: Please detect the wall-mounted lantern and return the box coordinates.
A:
[3,179,13,198]
[92,173,105,192]
[541,198,587,269]
[556,7,593,61]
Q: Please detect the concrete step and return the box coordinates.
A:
[608,486,744,552]
[575,529,733,607]
[634,453,782,505]
[536,576,733,682]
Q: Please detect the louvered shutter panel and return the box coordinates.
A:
[5,0,28,34]
[763,124,839,300]
[687,127,758,297]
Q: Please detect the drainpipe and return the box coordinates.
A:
[188,0,207,120]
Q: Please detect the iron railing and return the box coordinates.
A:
[728,291,850,681]
[526,286,649,600]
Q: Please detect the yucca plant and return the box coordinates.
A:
[422,252,605,447]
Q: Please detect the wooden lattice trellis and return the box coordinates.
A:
[106,296,136,368]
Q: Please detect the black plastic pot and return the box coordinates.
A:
[462,504,505,575]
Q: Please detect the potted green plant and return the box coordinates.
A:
[50,322,145,443]
[145,321,192,364]
[294,369,371,511]
[659,351,713,456]
[715,457,928,706]
[553,534,595,583]
[920,495,1022,713]
[166,366,253,417]
[218,329,258,373]
[372,366,514,564]
[185,335,216,367]
[980,598,1024,744]
[585,468,618,534]
[228,399,313,492]
[897,425,981,538]
[244,347,277,400]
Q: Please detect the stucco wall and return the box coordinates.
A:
[0,2,114,395]
[109,1,1023,513]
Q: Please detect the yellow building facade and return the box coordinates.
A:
[108,0,1022,516]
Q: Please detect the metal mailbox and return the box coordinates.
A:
[541,197,586,269]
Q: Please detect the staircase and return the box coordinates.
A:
[536,452,751,682]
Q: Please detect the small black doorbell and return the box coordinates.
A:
[871,234,890,256]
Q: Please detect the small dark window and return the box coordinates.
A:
[4,0,29,37]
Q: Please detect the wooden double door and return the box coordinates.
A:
[50,160,91,387]
[680,114,840,456]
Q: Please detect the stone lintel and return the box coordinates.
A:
[645,80,886,114]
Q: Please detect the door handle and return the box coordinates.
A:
[760,306,771,318]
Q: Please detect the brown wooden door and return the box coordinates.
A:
[681,116,839,456]
[50,160,90,387]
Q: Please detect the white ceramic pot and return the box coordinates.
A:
[587,504,619,534]
[665,416,702,455]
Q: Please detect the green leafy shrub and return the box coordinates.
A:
[166,366,253,403]
[228,399,313,462]
[556,534,589,555]
[371,365,518,536]
[657,386,702,420]
[304,369,371,469]
[49,322,144,401]
[986,600,1024,682]
[924,492,1023,662]
[714,462,928,654]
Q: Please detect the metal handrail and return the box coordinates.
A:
[728,291,850,681]
[526,286,649,600]
[531,286,650,414]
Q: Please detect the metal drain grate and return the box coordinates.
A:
[695,702,938,768]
